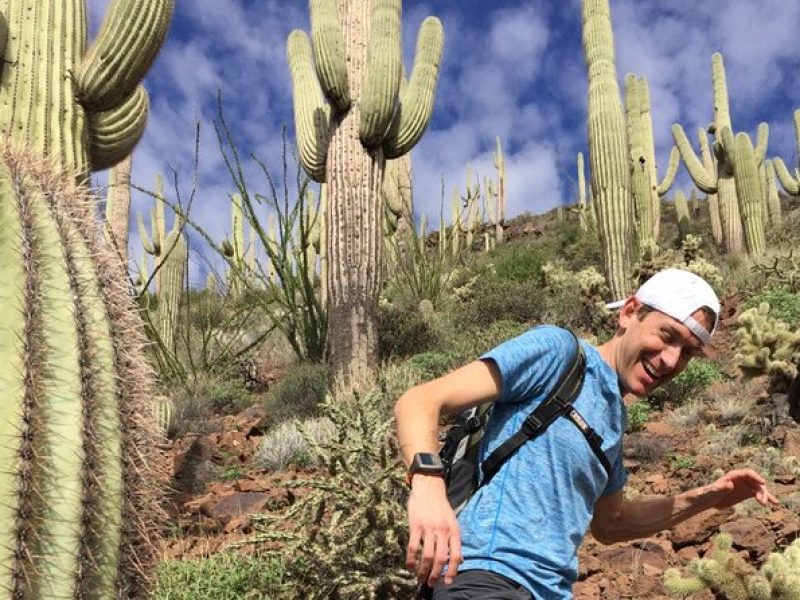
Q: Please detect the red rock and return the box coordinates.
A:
[671,511,727,547]
[206,492,270,522]
[643,422,676,436]
[720,518,775,558]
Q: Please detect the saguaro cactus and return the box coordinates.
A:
[672,53,748,254]
[582,0,635,300]
[287,0,443,385]
[772,109,800,197]
[0,2,174,596]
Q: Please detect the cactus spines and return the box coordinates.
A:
[104,154,133,265]
[289,1,443,384]
[0,147,165,598]
[582,0,635,300]
[772,109,800,197]
[736,302,800,390]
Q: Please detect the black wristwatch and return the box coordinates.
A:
[406,452,444,487]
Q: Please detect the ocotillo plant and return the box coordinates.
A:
[104,154,133,266]
[772,109,800,197]
[287,0,443,385]
[673,53,747,254]
[0,1,173,597]
[582,0,635,300]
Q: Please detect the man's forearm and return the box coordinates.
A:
[394,389,441,467]
[601,485,719,544]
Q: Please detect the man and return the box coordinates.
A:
[394,268,780,599]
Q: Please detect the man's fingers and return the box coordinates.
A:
[427,530,450,588]
[444,526,463,584]
[406,526,423,571]
[417,530,436,583]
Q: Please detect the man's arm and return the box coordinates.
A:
[590,469,780,545]
[394,359,503,587]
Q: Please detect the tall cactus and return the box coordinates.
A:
[155,218,188,354]
[582,0,635,300]
[772,109,800,197]
[765,159,783,227]
[673,53,748,254]
[227,192,246,297]
[728,127,768,255]
[0,1,173,597]
[287,0,443,385]
[625,74,654,249]
[674,190,691,243]
[493,136,506,244]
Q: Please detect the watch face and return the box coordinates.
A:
[419,454,436,466]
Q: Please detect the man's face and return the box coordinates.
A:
[616,300,712,396]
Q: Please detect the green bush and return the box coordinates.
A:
[627,400,652,432]
[444,320,531,365]
[651,359,723,405]
[459,274,545,328]
[154,552,286,599]
[377,304,440,359]
[207,379,252,414]
[263,363,330,426]
[491,242,549,282]
[742,287,800,328]
[404,351,457,381]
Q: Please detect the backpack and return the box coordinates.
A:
[439,330,611,515]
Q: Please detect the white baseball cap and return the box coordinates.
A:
[607,269,720,345]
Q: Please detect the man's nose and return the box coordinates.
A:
[660,344,682,371]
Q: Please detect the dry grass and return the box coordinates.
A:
[665,398,707,429]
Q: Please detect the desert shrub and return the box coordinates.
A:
[664,399,706,429]
[490,241,551,282]
[626,434,666,463]
[377,304,440,360]
[742,287,800,328]
[651,359,723,405]
[154,552,287,599]
[627,400,652,432]
[263,363,331,426]
[444,320,531,365]
[245,387,414,599]
[207,379,252,414]
[255,417,337,471]
[458,274,545,328]
[405,351,457,380]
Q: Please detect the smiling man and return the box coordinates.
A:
[395,268,780,600]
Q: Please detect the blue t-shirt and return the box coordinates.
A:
[457,326,627,599]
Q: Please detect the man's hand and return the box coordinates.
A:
[704,469,780,511]
[406,474,463,588]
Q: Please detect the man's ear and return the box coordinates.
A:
[617,296,641,328]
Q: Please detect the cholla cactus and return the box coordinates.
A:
[735,303,800,391]
[664,534,800,600]
[247,388,414,598]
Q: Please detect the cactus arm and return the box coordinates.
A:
[359,0,402,147]
[765,160,783,226]
[711,53,732,132]
[656,145,680,195]
[382,16,443,159]
[136,210,156,255]
[287,30,331,183]
[672,124,718,193]
[88,85,149,171]
[772,157,800,195]
[309,0,350,111]
[754,122,769,165]
[77,0,174,111]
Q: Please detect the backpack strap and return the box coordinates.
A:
[479,331,610,487]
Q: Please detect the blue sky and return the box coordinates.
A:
[87,0,800,285]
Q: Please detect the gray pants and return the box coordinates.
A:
[429,570,533,599]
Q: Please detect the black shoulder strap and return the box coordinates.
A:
[479,331,610,487]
